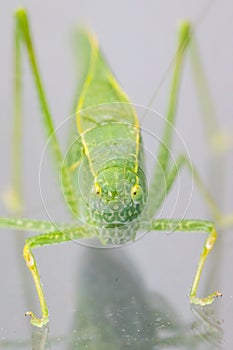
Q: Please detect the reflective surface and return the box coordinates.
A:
[1,0,233,349]
[0,246,225,349]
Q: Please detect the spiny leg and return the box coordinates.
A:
[4,8,77,216]
[149,218,222,305]
[21,225,95,327]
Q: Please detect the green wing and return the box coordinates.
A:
[75,29,138,133]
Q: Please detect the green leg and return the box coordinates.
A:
[190,39,233,153]
[23,242,49,327]
[157,22,191,172]
[146,21,233,222]
[146,153,233,228]
[0,217,70,232]
[0,216,95,327]
[166,156,233,229]
[150,218,222,305]
[5,9,77,216]
[165,155,222,222]
[16,225,95,327]
[3,11,23,214]
[146,21,191,218]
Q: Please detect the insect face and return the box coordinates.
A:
[89,166,147,228]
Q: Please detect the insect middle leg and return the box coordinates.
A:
[148,152,233,230]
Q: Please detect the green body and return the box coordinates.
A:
[69,31,148,244]
[0,9,229,327]
[77,123,147,243]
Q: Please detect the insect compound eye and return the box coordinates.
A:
[130,184,143,203]
[93,182,102,195]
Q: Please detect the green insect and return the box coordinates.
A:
[0,8,225,328]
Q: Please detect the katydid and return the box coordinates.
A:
[0,8,226,328]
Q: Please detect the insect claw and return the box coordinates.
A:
[190,291,222,306]
[216,291,222,298]
[25,310,49,328]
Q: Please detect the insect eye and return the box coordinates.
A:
[93,182,102,195]
[130,184,143,202]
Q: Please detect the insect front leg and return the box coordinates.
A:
[23,242,49,327]
[21,225,95,327]
[150,218,222,305]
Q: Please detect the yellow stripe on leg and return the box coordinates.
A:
[23,244,49,327]
[190,228,222,305]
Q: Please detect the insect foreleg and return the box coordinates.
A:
[149,218,221,305]
[22,225,96,327]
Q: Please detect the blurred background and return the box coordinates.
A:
[0,0,232,349]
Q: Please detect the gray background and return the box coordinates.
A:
[0,0,233,349]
